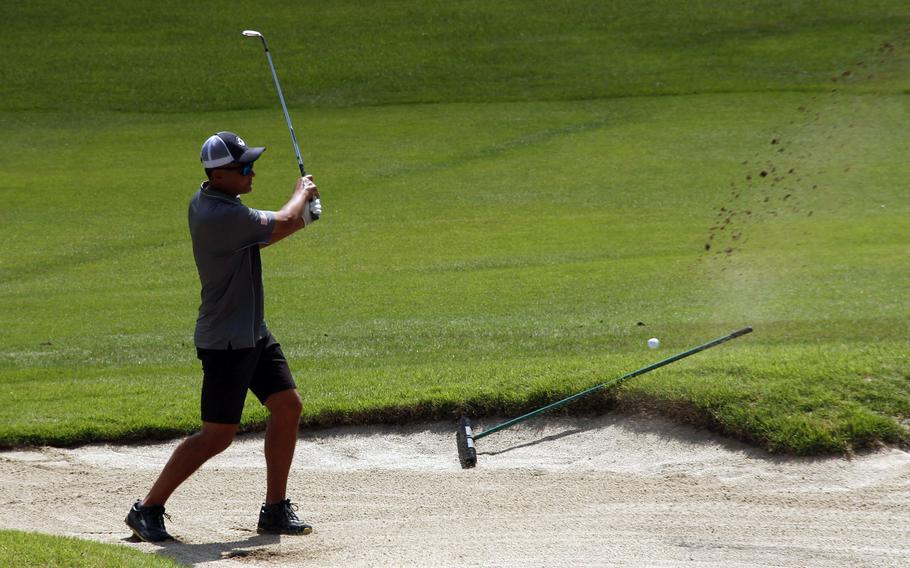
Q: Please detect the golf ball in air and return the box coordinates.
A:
[647,337,660,349]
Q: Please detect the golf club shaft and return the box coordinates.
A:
[262,48,306,177]
[473,326,753,440]
[246,31,306,176]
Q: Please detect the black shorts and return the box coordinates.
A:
[196,333,297,424]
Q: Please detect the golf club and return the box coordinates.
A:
[457,326,753,468]
[242,30,319,219]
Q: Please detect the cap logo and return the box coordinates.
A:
[235,136,246,147]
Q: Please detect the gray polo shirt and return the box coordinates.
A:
[188,182,276,349]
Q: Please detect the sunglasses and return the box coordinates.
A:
[221,163,254,176]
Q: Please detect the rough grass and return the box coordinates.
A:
[0,530,185,568]
[0,2,908,454]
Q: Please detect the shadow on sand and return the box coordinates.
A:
[466,411,861,468]
[125,532,290,566]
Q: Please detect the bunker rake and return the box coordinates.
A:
[456,327,753,468]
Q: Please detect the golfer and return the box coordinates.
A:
[125,131,321,542]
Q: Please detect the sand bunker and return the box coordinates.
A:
[1,414,908,567]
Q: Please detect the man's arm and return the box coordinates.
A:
[262,175,320,248]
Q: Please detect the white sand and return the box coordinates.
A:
[1,414,908,567]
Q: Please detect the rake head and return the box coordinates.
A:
[456,416,477,469]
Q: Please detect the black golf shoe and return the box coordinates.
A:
[125,500,174,542]
[257,499,312,535]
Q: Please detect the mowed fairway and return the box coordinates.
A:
[1,1,909,453]
[2,93,908,452]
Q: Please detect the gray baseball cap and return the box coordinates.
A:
[200,131,265,168]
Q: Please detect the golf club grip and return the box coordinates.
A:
[473,327,752,440]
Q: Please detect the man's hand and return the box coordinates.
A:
[298,175,322,226]
[303,197,322,225]
[265,175,321,247]
[297,175,319,201]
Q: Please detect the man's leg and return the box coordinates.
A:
[143,422,239,506]
[127,343,255,542]
[126,422,238,542]
[262,389,302,504]
[250,337,310,535]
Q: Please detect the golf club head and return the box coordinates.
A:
[242,30,268,50]
[456,416,477,469]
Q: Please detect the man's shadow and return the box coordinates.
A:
[124,532,283,566]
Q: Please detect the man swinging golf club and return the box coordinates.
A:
[125,131,321,541]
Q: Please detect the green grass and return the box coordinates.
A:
[0,530,184,568]
[3,1,910,112]
[1,1,909,455]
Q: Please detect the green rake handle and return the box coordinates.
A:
[473,326,753,441]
